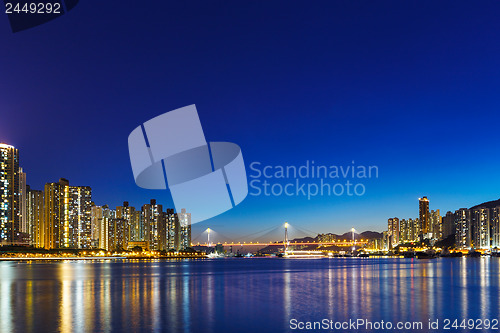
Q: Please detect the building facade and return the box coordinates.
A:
[430,209,441,240]
[91,205,116,250]
[442,211,455,239]
[44,178,92,249]
[491,206,500,249]
[117,202,141,243]
[471,208,491,249]
[19,168,27,235]
[68,185,92,248]
[27,187,44,248]
[419,196,430,237]
[387,217,399,248]
[455,208,471,249]
[178,208,191,250]
[108,217,128,251]
[0,143,20,244]
[143,199,164,250]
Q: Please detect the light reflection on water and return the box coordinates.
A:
[0,258,499,333]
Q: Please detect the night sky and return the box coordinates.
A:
[1,1,500,239]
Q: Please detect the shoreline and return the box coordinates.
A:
[0,255,495,262]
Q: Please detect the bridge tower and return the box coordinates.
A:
[351,227,356,254]
[284,222,289,254]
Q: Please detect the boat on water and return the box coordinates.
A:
[280,250,326,259]
[207,252,225,259]
[278,222,326,258]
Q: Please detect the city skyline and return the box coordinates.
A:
[1,143,192,250]
[2,141,499,247]
[386,195,500,251]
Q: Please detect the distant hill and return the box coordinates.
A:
[335,231,383,240]
[360,231,384,239]
[470,198,500,210]
[294,236,316,242]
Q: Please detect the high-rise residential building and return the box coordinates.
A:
[491,206,500,249]
[92,201,190,252]
[165,208,178,250]
[44,179,69,249]
[400,218,420,243]
[27,186,44,248]
[455,208,471,249]
[178,208,191,250]
[411,218,420,242]
[44,178,92,249]
[399,219,409,243]
[19,168,27,234]
[442,211,455,239]
[90,203,99,245]
[117,201,139,242]
[142,199,164,250]
[471,208,490,249]
[387,217,399,248]
[108,217,128,251]
[132,210,143,241]
[368,238,384,251]
[430,209,441,240]
[68,185,92,248]
[163,209,175,250]
[0,143,20,244]
[382,230,389,251]
[399,219,414,244]
[91,205,116,250]
[419,196,430,237]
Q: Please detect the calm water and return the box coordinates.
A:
[0,258,499,333]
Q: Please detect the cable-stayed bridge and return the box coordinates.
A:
[191,223,368,249]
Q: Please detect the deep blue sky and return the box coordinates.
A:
[1,1,500,240]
